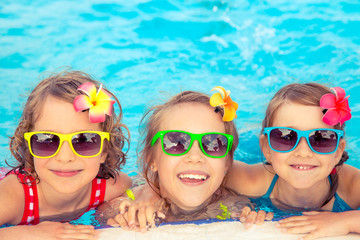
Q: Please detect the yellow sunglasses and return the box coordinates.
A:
[24,131,109,158]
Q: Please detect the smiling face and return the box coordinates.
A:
[31,95,106,194]
[261,102,345,189]
[152,103,230,211]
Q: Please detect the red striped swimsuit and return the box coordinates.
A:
[8,171,106,225]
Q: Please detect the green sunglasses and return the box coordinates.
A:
[151,130,233,158]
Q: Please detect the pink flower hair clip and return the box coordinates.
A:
[209,86,238,122]
[319,87,351,126]
[73,82,115,123]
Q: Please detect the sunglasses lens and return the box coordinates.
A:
[201,134,229,157]
[30,133,60,157]
[269,128,298,151]
[163,132,191,155]
[72,133,102,156]
[309,130,338,153]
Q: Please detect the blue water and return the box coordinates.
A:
[1,0,360,225]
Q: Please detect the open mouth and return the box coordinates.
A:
[177,172,210,184]
[291,165,317,171]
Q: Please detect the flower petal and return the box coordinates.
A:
[89,105,106,123]
[96,87,113,102]
[210,92,225,107]
[78,82,97,100]
[73,95,93,112]
[97,100,115,116]
[211,86,229,99]
[338,109,352,125]
[320,93,336,109]
[331,87,346,101]
[223,105,237,121]
[322,110,340,126]
[226,96,238,111]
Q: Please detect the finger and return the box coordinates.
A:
[63,224,95,230]
[265,212,274,221]
[279,215,309,223]
[244,211,257,229]
[255,210,266,225]
[146,205,155,228]
[138,206,148,232]
[127,204,139,226]
[239,206,251,222]
[119,200,132,214]
[281,224,317,234]
[56,230,100,239]
[107,218,120,227]
[277,220,310,228]
[114,214,129,230]
[302,211,320,216]
[301,231,321,240]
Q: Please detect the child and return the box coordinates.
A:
[226,83,360,239]
[102,88,272,231]
[0,71,132,239]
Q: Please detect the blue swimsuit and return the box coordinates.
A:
[250,174,352,220]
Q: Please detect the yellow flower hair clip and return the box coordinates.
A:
[209,86,238,122]
[73,82,115,123]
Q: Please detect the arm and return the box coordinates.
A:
[226,161,274,197]
[0,176,99,240]
[277,210,360,240]
[104,171,132,201]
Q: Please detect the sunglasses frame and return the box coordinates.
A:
[263,127,344,155]
[151,130,233,158]
[24,131,110,158]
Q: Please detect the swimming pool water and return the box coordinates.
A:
[0,0,360,225]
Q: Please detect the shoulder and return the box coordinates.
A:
[104,172,132,201]
[226,161,275,196]
[337,164,360,208]
[0,174,26,225]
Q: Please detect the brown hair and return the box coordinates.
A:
[137,91,239,195]
[8,70,129,183]
[261,82,348,207]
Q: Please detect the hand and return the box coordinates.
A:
[107,198,166,232]
[276,211,351,240]
[25,221,99,240]
[235,206,273,229]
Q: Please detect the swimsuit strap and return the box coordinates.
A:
[264,174,278,198]
[86,177,106,211]
[8,171,40,225]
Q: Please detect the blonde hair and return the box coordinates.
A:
[8,70,129,182]
[261,82,348,206]
[137,90,239,195]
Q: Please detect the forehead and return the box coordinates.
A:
[160,103,225,133]
[32,95,101,132]
[273,102,330,130]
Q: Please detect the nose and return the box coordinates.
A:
[55,141,75,162]
[294,137,314,157]
[184,140,205,163]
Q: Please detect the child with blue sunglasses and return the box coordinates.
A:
[226,83,360,239]
[0,71,132,239]
[101,88,273,231]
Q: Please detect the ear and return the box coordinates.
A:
[260,134,272,163]
[100,152,107,164]
[335,138,346,165]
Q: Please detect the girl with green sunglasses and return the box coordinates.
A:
[102,89,273,231]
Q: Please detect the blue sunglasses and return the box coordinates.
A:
[263,127,344,154]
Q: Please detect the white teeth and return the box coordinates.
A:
[295,166,312,170]
[179,174,207,180]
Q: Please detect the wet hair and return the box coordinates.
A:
[260,82,349,207]
[8,70,129,183]
[137,91,239,195]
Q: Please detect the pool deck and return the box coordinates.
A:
[99,221,359,240]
